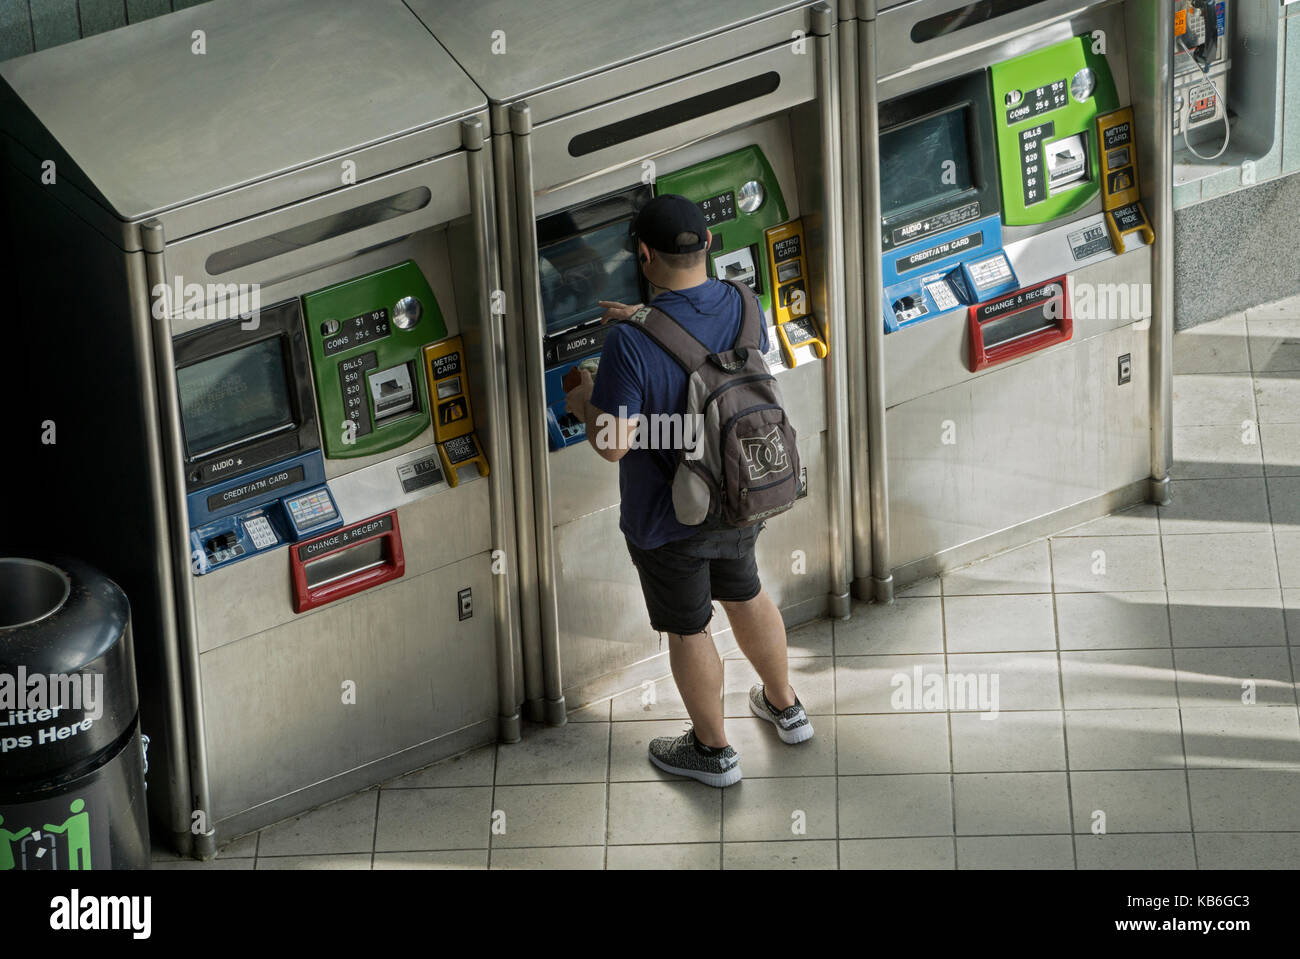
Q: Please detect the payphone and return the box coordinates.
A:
[1173,0,1230,143]
[409,0,853,718]
[3,0,521,856]
[849,0,1173,593]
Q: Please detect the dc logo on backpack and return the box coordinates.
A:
[741,427,789,480]
[623,280,801,528]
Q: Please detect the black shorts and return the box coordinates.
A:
[625,524,763,636]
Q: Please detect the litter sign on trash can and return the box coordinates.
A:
[0,556,150,870]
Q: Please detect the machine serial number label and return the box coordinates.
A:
[323,308,391,357]
[298,515,393,561]
[398,456,443,494]
[896,231,983,274]
[207,465,306,512]
[1067,223,1113,261]
[890,201,981,249]
[1006,79,1068,125]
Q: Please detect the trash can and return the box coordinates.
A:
[0,557,150,870]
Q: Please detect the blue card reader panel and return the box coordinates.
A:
[544,319,611,450]
[882,214,1019,333]
[186,450,343,575]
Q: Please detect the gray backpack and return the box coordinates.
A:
[624,279,800,528]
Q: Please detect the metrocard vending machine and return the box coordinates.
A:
[851,0,1173,592]
[2,0,520,856]
[409,0,853,717]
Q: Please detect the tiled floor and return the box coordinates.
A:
[154,297,1300,870]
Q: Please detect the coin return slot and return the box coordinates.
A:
[303,538,388,590]
[368,363,416,421]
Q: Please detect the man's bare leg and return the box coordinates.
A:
[721,589,795,710]
[667,628,728,747]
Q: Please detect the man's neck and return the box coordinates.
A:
[655,270,710,292]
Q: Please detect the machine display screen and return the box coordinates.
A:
[880,107,974,219]
[539,219,639,332]
[177,337,295,460]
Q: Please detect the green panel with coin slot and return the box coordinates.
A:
[302,260,447,458]
[991,34,1118,226]
[655,146,788,314]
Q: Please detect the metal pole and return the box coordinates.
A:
[812,3,853,620]
[1147,0,1175,507]
[124,244,195,857]
[463,117,523,743]
[492,124,545,721]
[141,220,218,860]
[858,3,894,603]
[510,103,567,726]
[840,0,873,603]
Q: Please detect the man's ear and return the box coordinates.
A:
[705,228,712,249]
[638,240,652,265]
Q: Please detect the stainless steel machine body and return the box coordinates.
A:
[409,0,854,717]
[849,0,1175,596]
[2,0,522,857]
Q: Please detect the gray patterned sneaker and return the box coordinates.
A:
[749,684,814,744]
[647,727,742,787]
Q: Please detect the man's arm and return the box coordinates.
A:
[565,370,635,463]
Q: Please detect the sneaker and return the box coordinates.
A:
[749,684,814,744]
[647,727,742,788]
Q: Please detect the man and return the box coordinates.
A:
[563,194,812,789]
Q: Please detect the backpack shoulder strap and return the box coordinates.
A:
[622,302,712,373]
[725,279,764,352]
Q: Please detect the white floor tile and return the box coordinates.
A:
[1051,535,1166,592]
[1060,649,1178,710]
[1162,533,1279,590]
[721,776,838,842]
[955,835,1074,869]
[489,784,607,849]
[952,772,1071,835]
[723,840,837,869]
[837,713,951,775]
[1065,708,1186,770]
[1056,591,1170,650]
[944,594,1056,653]
[839,837,955,869]
[941,541,1053,595]
[1158,477,1272,534]
[1069,770,1192,833]
[950,710,1066,773]
[837,774,953,839]
[834,597,944,656]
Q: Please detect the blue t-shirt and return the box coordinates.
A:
[588,278,768,550]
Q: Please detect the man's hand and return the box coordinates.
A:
[598,301,644,324]
[564,368,594,421]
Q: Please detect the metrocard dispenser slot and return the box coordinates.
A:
[1097,108,1155,255]
[968,277,1072,372]
[764,220,827,369]
[423,336,489,487]
[291,510,404,613]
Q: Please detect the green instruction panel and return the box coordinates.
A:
[990,34,1118,227]
[655,145,788,314]
[302,260,447,458]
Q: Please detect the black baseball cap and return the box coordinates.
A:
[631,194,708,255]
